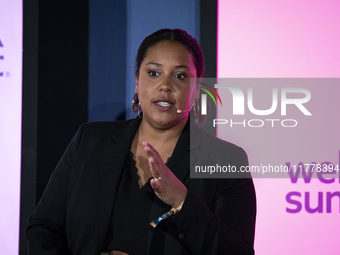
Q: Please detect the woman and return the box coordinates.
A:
[26,29,256,255]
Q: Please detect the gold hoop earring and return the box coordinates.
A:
[137,110,142,119]
[132,93,141,113]
[193,103,197,118]
[193,99,199,118]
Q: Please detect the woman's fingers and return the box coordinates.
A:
[142,141,188,207]
[147,150,164,195]
[150,178,162,194]
[143,141,163,178]
[143,141,161,165]
[148,156,161,180]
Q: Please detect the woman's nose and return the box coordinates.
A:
[158,76,173,93]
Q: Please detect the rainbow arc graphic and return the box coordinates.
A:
[196,82,223,107]
[196,82,222,115]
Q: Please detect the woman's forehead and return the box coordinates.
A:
[142,41,195,67]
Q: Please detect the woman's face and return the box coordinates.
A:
[135,40,198,130]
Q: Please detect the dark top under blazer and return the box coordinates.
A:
[26,117,256,255]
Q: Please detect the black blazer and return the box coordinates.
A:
[26,117,256,255]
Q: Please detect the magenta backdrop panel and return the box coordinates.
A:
[217,1,340,255]
[0,1,23,253]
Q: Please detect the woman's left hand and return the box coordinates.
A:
[143,141,187,208]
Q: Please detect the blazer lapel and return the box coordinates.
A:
[94,117,142,252]
[166,119,191,182]
[168,117,202,180]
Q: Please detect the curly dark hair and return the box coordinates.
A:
[135,28,205,78]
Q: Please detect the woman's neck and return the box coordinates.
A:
[137,118,187,148]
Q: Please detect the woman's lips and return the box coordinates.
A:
[154,100,174,111]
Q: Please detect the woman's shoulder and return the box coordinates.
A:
[81,119,134,131]
[193,124,247,157]
[73,118,140,144]
[190,125,250,179]
[81,118,139,134]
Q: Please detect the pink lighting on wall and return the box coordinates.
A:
[0,1,23,254]
[217,1,340,255]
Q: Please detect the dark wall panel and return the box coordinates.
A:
[88,0,127,122]
[200,0,217,135]
[36,1,89,201]
[20,2,39,254]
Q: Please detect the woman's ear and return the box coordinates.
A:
[195,88,201,102]
[195,78,203,101]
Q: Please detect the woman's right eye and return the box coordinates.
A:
[149,70,160,77]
